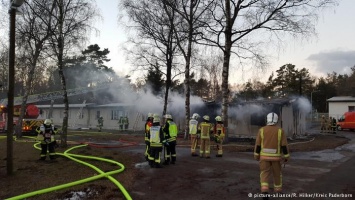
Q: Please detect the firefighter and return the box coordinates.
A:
[331,117,337,134]
[198,115,213,158]
[144,113,154,161]
[149,114,164,168]
[254,112,290,199]
[163,114,178,165]
[327,116,333,133]
[123,115,129,130]
[118,116,124,130]
[97,116,103,132]
[320,115,327,133]
[213,116,225,157]
[36,119,58,161]
[189,113,200,156]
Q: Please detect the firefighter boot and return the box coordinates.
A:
[163,158,170,165]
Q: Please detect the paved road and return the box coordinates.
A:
[122,131,355,200]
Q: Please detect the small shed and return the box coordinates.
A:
[228,98,309,137]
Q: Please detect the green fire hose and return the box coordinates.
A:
[4,136,133,200]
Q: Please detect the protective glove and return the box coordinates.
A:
[162,140,169,146]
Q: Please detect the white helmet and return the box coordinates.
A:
[215,116,222,122]
[164,114,172,119]
[192,113,200,119]
[266,112,278,125]
[203,115,210,121]
[148,113,153,118]
[153,113,160,123]
[44,119,52,125]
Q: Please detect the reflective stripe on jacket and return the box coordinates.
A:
[36,124,57,144]
[254,126,289,161]
[199,122,212,139]
[189,119,198,135]
[214,123,225,137]
[150,126,162,147]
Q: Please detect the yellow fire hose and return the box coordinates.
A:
[3,136,132,200]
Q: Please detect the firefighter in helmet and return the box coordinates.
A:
[189,113,200,156]
[36,119,58,161]
[198,115,213,158]
[97,116,104,132]
[149,114,164,168]
[254,112,290,199]
[163,114,178,165]
[144,113,154,161]
[213,116,225,157]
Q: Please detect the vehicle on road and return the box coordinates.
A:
[337,111,355,131]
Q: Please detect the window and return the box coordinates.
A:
[111,110,124,120]
[349,106,355,112]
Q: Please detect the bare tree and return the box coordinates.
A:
[13,0,56,137]
[163,0,215,139]
[198,52,223,101]
[45,0,99,146]
[121,0,183,116]
[202,0,338,140]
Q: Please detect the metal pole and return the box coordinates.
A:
[7,6,16,175]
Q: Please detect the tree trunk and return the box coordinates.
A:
[163,51,173,116]
[58,0,68,147]
[221,0,232,143]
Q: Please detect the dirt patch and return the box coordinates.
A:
[0,131,351,200]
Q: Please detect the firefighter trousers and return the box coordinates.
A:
[216,137,224,156]
[164,141,177,164]
[149,146,162,167]
[40,142,56,160]
[199,138,211,158]
[259,160,282,193]
[144,141,151,161]
[190,134,199,156]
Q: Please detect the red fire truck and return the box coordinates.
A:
[0,82,110,134]
[0,104,44,134]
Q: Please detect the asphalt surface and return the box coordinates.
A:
[124,129,355,200]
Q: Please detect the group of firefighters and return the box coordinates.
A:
[143,112,227,168]
[35,111,289,199]
[320,115,337,133]
[97,115,129,132]
[144,113,178,168]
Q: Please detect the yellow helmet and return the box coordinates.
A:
[148,113,153,118]
[203,115,210,121]
[215,116,222,122]
[44,119,52,125]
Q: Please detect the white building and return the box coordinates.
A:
[36,103,146,131]
[327,96,355,119]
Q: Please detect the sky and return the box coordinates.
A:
[91,0,355,85]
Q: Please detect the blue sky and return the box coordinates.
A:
[92,0,355,84]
